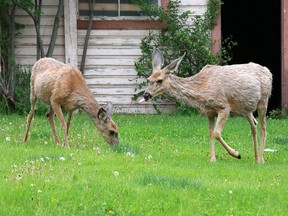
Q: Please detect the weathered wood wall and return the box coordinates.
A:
[14,0,207,114]
[15,0,65,66]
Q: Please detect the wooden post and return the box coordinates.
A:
[282,0,288,109]
[211,2,221,56]
[64,0,78,68]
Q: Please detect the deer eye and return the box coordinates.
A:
[157,79,163,84]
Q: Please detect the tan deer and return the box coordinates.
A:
[24,58,119,148]
[140,48,272,163]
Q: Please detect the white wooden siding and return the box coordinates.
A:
[14,2,65,68]
[77,29,176,114]
[14,0,207,114]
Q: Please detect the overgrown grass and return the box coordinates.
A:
[0,113,287,215]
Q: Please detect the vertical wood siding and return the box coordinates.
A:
[14,0,65,67]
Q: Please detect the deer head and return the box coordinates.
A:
[141,48,185,102]
[96,103,119,146]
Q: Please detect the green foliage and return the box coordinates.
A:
[269,108,288,120]
[0,114,287,215]
[133,0,237,113]
[14,66,31,114]
[0,66,47,115]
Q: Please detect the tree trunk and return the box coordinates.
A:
[80,0,96,73]
[47,0,64,57]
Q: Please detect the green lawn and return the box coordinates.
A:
[0,113,287,215]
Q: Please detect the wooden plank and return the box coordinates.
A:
[64,0,78,67]
[15,56,65,66]
[77,29,155,36]
[84,68,137,76]
[180,0,206,6]
[78,37,142,46]
[179,5,207,16]
[77,47,142,56]
[15,16,64,26]
[18,26,65,36]
[15,36,65,46]
[15,46,65,56]
[94,95,174,105]
[82,58,137,66]
[85,76,143,85]
[15,6,60,16]
[282,0,288,108]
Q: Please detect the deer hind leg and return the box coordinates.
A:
[208,116,216,162]
[51,101,70,148]
[246,113,258,162]
[46,106,60,145]
[257,100,268,164]
[24,95,37,142]
[214,110,241,159]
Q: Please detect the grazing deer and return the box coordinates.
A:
[140,49,272,163]
[24,58,119,148]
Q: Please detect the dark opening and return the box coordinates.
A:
[221,0,281,111]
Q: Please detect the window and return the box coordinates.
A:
[79,0,159,18]
[77,0,168,30]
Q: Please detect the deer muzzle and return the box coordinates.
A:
[143,92,152,101]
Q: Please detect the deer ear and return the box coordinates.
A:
[152,48,164,69]
[164,53,185,72]
[106,101,113,118]
[98,107,108,124]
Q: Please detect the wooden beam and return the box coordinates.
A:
[64,0,78,68]
[211,9,221,56]
[282,0,288,109]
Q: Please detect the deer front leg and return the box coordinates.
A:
[214,110,241,159]
[46,106,60,145]
[51,102,70,148]
[208,116,216,162]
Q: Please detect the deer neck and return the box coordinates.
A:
[75,92,100,121]
[165,74,202,108]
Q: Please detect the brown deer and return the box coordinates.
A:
[24,58,119,148]
[140,48,272,163]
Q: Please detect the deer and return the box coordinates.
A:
[139,48,272,163]
[24,58,119,148]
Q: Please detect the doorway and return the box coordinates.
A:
[221,0,281,111]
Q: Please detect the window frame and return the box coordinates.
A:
[77,0,169,30]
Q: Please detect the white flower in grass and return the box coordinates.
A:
[16,175,22,181]
[44,141,48,145]
[93,147,101,154]
[37,190,42,193]
[229,190,233,195]
[5,137,11,142]
[40,157,45,162]
[146,155,153,160]
[126,152,135,157]
[59,156,65,161]
[113,171,119,177]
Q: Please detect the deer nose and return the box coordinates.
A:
[143,92,152,101]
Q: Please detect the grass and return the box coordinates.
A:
[0,113,287,215]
